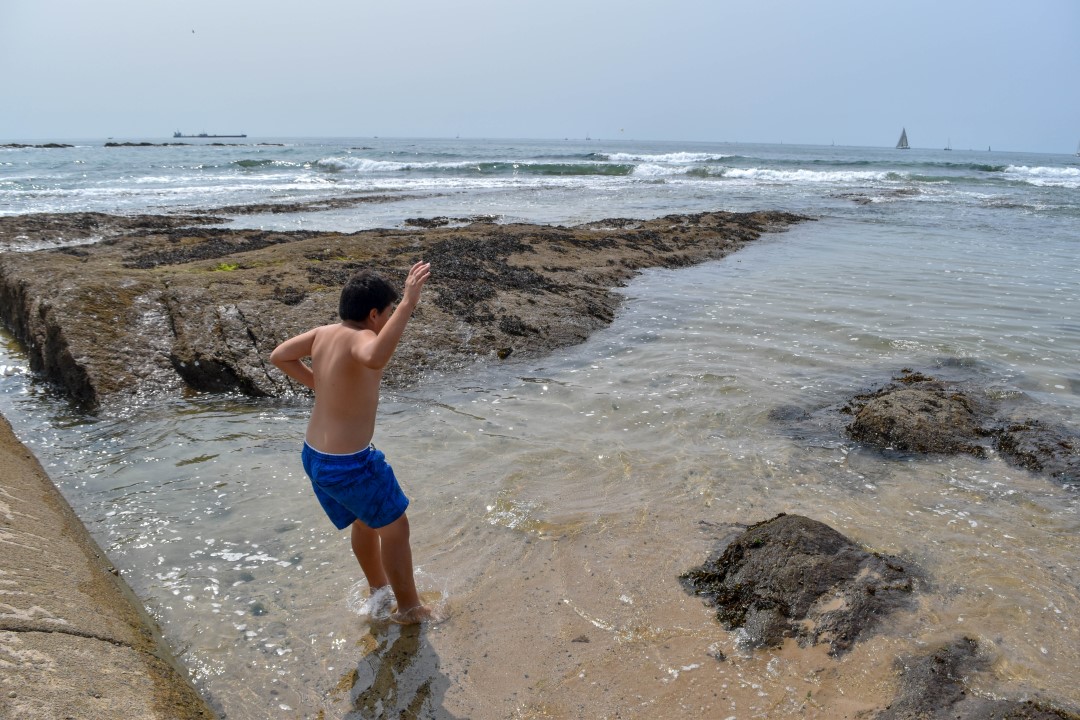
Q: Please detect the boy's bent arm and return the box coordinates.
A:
[270,329,317,389]
[356,262,431,369]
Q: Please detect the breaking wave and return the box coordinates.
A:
[1003,165,1080,188]
[713,167,891,183]
[232,159,308,169]
[597,151,732,163]
[316,156,635,176]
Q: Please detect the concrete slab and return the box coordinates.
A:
[0,414,216,719]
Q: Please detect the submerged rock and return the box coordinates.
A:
[845,372,989,457]
[879,637,1080,720]
[994,419,1079,481]
[680,513,916,655]
[773,366,1079,484]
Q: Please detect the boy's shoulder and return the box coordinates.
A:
[313,322,375,346]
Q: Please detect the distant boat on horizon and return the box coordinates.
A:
[173,131,247,139]
[944,138,952,151]
[896,128,910,150]
[1076,140,1079,157]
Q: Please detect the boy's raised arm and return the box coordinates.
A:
[355,261,431,369]
[270,328,318,389]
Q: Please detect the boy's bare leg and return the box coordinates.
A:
[350,520,390,591]
[376,513,432,623]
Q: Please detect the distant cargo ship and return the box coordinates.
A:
[173,131,247,138]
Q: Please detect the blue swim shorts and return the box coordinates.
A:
[301,443,409,530]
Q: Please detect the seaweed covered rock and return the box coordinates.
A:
[994,419,1079,482]
[878,637,1080,720]
[845,372,988,457]
[773,366,1079,485]
[680,513,916,655]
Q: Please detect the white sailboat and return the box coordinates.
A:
[1075,141,1079,157]
[944,138,952,151]
[896,128,910,150]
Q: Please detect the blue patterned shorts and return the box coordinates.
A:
[301,443,409,530]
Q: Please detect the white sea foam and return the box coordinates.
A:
[1003,165,1080,188]
[132,175,183,184]
[317,157,413,173]
[631,163,685,178]
[720,167,890,183]
[316,156,475,173]
[604,151,729,163]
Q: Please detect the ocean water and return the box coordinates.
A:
[1,138,1079,718]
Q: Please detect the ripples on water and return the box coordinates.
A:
[2,143,1079,716]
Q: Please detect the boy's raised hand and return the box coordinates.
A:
[402,261,431,307]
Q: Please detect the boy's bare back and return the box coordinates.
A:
[270,262,431,454]
[306,323,384,452]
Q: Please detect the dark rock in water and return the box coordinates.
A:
[994,420,1079,482]
[772,366,1078,485]
[766,404,810,423]
[680,513,916,655]
[404,215,499,229]
[879,637,1080,720]
[405,216,453,228]
[845,371,989,457]
[1,142,74,149]
[845,370,1080,483]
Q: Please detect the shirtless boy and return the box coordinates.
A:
[270,261,433,624]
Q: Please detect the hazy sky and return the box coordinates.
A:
[2,0,1078,152]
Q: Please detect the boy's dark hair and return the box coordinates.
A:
[339,270,399,322]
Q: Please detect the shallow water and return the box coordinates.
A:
[1,207,1078,717]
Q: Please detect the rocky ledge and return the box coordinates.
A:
[0,209,807,410]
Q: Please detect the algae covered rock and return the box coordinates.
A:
[994,419,1079,482]
[845,372,988,457]
[772,366,1079,485]
[878,637,1080,720]
[680,513,916,655]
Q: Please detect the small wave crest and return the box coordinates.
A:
[316,156,634,177]
[1003,165,1080,188]
[631,163,686,178]
[719,167,890,183]
[233,159,307,169]
[508,162,633,176]
[316,156,428,173]
[599,151,731,163]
